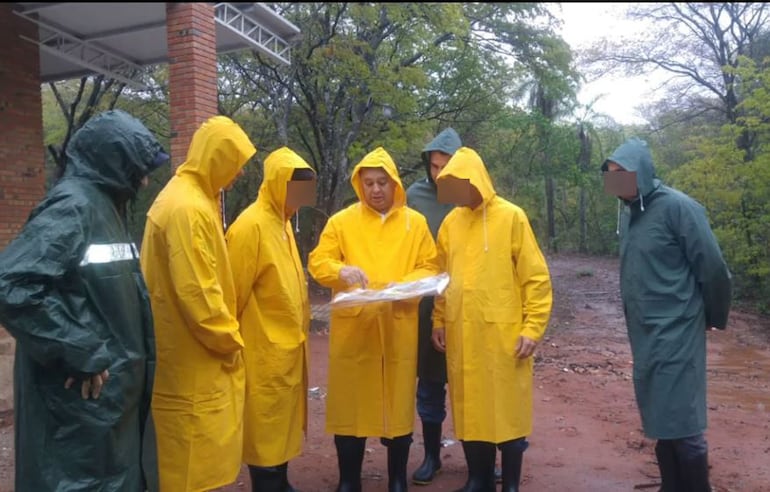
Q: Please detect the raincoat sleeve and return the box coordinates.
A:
[225,222,260,319]
[307,217,349,291]
[431,220,450,330]
[0,202,111,376]
[166,209,244,355]
[511,209,553,341]
[674,200,732,329]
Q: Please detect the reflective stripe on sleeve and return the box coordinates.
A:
[79,243,139,266]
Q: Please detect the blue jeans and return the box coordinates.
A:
[416,378,447,424]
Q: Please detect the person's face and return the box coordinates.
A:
[429,151,452,182]
[606,162,623,172]
[467,184,483,209]
[604,161,638,201]
[359,167,395,213]
[224,168,246,192]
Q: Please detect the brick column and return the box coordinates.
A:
[0,3,45,413]
[166,2,218,167]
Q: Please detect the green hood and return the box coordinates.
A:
[64,109,168,201]
[421,127,462,183]
[601,137,661,202]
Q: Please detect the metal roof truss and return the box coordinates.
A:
[12,3,296,89]
[14,9,149,88]
[214,3,293,65]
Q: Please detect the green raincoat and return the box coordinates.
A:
[0,110,166,491]
[433,147,553,442]
[602,137,732,439]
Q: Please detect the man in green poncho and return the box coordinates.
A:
[0,110,168,492]
[602,137,732,492]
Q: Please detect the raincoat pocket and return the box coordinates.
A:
[484,308,517,354]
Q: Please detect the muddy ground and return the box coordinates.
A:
[1,253,769,491]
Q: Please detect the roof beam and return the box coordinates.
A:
[13,10,149,89]
[81,20,168,42]
[12,3,64,15]
[214,3,294,65]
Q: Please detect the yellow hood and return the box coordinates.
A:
[350,147,406,211]
[437,146,497,206]
[176,116,257,197]
[258,147,316,216]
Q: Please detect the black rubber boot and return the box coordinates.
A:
[334,435,366,492]
[499,440,524,492]
[249,465,285,492]
[412,422,442,485]
[453,441,496,492]
[386,435,411,492]
[655,440,683,492]
[678,450,711,492]
[278,462,300,492]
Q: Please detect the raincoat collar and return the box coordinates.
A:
[351,147,406,214]
[176,116,257,198]
[64,109,167,202]
[436,146,496,209]
[257,147,316,217]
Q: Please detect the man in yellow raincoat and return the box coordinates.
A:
[140,115,257,492]
[308,147,438,492]
[225,147,316,492]
[431,147,552,492]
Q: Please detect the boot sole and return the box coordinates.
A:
[411,468,442,486]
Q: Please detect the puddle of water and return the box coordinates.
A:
[708,345,770,408]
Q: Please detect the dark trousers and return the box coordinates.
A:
[656,433,711,492]
[416,378,447,424]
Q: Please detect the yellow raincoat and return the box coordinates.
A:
[433,147,552,443]
[307,147,437,438]
[140,116,256,491]
[225,147,313,466]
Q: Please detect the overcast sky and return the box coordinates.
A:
[554,2,661,125]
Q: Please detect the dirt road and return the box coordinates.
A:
[1,253,769,491]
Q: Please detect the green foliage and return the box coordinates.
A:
[665,55,770,307]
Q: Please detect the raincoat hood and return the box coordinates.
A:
[351,146,406,212]
[437,146,497,207]
[176,115,257,197]
[601,137,660,201]
[64,109,168,200]
[421,127,462,183]
[258,147,316,217]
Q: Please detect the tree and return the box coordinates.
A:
[227,2,572,215]
[44,76,127,181]
[220,3,574,259]
[584,3,769,130]
[667,55,770,308]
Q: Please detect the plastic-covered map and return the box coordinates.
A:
[329,272,450,309]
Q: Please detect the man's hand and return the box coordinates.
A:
[340,266,369,288]
[515,336,537,359]
[64,369,110,400]
[431,328,446,353]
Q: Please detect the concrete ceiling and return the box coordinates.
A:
[11,2,301,85]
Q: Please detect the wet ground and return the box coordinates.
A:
[1,253,769,491]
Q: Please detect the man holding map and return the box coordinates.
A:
[308,146,437,492]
